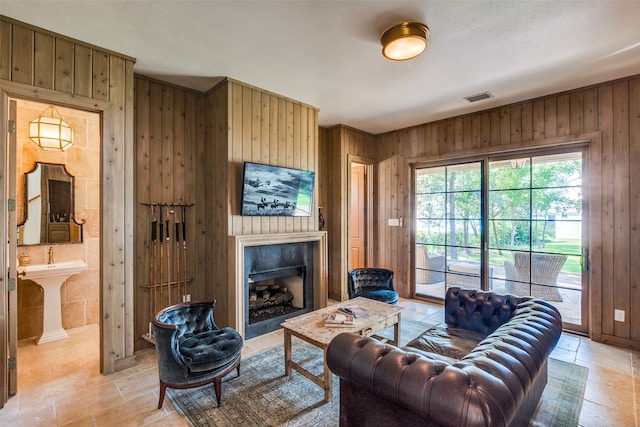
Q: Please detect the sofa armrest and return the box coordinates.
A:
[327,333,515,427]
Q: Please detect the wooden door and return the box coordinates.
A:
[350,163,366,270]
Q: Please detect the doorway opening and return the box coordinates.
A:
[413,149,587,333]
[349,158,374,272]
[12,98,101,391]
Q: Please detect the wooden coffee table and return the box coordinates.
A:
[281,297,404,402]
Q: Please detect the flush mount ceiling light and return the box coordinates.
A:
[29,105,74,151]
[381,21,429,61]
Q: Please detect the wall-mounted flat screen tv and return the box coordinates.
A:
[241,162,315,217]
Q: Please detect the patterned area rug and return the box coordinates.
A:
[168,319,587,427]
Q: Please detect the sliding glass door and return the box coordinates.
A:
[414,149,586,332]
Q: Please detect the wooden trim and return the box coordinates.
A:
[0,79,110,111]
[407,133,596,165]
[0,89,8,408]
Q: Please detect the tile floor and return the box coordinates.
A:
[1,298,638,426]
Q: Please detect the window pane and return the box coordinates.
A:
[447,190,481,220]
[416,219,446,245]
[416,193,445,219]
[447,163,481,191]
[488,219,531,250]
[489,160,531,190]
[532,187,581,220]
[489,189,530,219]
[532,154,582,188]
[416,166,446,193]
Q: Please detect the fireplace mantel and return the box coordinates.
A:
[229,232,328,337]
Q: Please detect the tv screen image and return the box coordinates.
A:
[241,162,315,217]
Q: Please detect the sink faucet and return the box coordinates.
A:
[48,246,54,265]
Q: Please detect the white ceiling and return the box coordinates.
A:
[2,1,640,135]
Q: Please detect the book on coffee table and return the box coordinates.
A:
[339,305,370,318]
[324,313,355,327]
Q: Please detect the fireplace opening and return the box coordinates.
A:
[244,242,314,339]
[248,266,305,325]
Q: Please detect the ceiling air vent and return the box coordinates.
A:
[464,91,493,103]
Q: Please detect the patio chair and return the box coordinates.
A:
[504,252,567,302]
[416,245,445,284]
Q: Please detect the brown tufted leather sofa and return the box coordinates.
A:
[326,287,562,427]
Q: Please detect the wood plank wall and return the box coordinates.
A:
[371,75,640,349]
[318,125,376,300]
[0,16,136,374]
[134,75,205,350]
[205,79,319,327]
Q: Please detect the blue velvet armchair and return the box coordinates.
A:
[152,300,243,409]
[347,268,398,304]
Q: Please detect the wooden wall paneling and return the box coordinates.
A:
[191,92,206,302]
[327,127,343,299]
[172,89,186,305]
[521,101,533,142]
[54,38,74,94]
[597,84,615,336]
[268,95,279,232]
[73,45,92,97]
[10,24,33,85]
[173,89,186,203]
[102,55,127,369]
[448,118,459,152]
[499,108,510,145]
[229,82,242,235]
[0,20,10,80]
[92,50,109,101]
[285,100,295,233]
[276,97,287,232]
[612,80,630,339]
[250,88,261,234]
[240,85,252,234]
[312,108,319,234]
[544,97,557,138]
[532,99,545,140]
[214,85,229,325]
[570,91,584,135]
[510,104,522,143]
[123,59,136,360]
[629,77,640,341]
[33,32,54,89]
[293,104,304,232]
[583,88,598,133]
[134,77,150,349]
[479,112,491,147]
[556,94,571,136]
[161,86,175,200]
[260,92,270,233]
[293,103,302,233]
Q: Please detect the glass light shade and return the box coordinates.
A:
[29,107,73,151]
[381,22,429,61]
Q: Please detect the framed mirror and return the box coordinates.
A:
[18,162,84,245]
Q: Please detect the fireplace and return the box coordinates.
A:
[230,232,328,338]
[244,242,314,338]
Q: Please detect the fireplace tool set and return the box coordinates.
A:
[143,202,191,343]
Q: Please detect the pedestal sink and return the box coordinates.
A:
[19,260,88,344]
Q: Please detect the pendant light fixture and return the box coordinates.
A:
[29,105,74,151]
[381,21,429,61]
